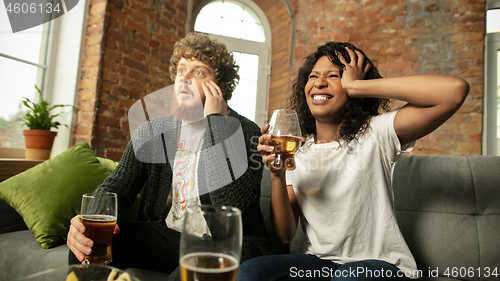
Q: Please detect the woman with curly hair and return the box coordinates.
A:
[237,42,469,280]
[290,42,390,146]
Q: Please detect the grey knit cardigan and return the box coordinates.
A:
[96,109,272,261]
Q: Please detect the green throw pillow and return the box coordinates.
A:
[0,142,111,249]
[97,157,119,173]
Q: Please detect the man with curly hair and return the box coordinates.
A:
[66,32,271,278]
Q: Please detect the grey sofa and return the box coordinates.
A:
[391,155,500,281]
[1,155,500,280]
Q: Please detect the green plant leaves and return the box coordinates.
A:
[19,85,74,130]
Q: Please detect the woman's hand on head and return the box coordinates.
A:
[337,47,371,94]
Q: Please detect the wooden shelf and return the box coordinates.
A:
[0,158,44,180]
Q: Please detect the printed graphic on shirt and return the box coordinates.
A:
[166,121,204,231]
[170,140,199,223]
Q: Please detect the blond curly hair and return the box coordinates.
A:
[169,32,240,101]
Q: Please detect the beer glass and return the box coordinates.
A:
[180,205,242,281]
[80,192,118,265]
[267,109,302,171]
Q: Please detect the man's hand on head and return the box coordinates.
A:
[203,80,229,116]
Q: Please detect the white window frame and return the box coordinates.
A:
[191,0,272,127]
[0,0,87,157]
[42,0,88,157]
[484,0,500,155]
[0,14,50,149]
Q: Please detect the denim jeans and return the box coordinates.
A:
[236,254,410,281]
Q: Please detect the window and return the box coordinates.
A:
[485,1,500,155]
[195,0,265,42]
[0,5,48,148]
[193,0,271,126]
[487,9,500,33]
[0,1,87,157]
[230,51,259,121]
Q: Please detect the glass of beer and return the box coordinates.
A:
[180,205,242,281]
[80,192,118,265]
[267,109,302,171]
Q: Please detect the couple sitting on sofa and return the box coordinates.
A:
[65,31,469,281]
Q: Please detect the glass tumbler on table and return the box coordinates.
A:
[267,109,302,171]
[179,205,242,281]
[80,192,117,265]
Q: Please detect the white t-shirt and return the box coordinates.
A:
[286,109,418,277]
[166,120,205,232]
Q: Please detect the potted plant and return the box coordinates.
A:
[20,85,73,160]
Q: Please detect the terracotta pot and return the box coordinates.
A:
[22,130,57,160]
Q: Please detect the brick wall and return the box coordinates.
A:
[253,0,294,114]
[75,0,187,161]
[288,0,484,156]
[74,0,485,159]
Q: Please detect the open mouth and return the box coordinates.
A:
[311,94,333,101]
[178,87,193,98]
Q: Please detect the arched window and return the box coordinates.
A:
[193,0,271,126]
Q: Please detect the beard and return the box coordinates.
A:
[170,86,204,122]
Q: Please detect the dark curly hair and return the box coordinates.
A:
[169,32,239,101]
[289,42,390,145]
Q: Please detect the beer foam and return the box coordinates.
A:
[180,252,239,273]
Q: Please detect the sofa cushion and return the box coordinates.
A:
[0,142,111,249]
[393,155,500,278]
[0,230,68,280]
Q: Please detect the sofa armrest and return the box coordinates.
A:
[0,198,28,234]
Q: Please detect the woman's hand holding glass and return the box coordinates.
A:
[258,109,302,172]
